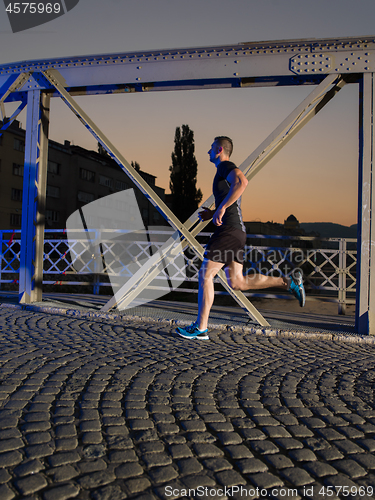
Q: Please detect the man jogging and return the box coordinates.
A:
[176,136,305,340]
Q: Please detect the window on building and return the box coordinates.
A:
[99,175,113,188]
[14,138,25,152]
[115,180,128,191]
[46,185,60,198]
[12,163,24,176]
[48,161,60,175]
[10,213,22,226]
[77,191,95,203]
[80,168,95,182]
[11,188,22,201]
[46,210,60,222]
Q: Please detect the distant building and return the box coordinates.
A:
[245,217,304,238]
[245,220,286,237]
[284,214,300,231]
[0,120,167,230]
[244,216,320,250]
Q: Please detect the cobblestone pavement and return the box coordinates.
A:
[0,306,375,500]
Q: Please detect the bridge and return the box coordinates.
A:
[0,35,374,334]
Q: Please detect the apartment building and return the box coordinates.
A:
[0,120,166,230]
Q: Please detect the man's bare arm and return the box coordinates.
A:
[213,169,248,226]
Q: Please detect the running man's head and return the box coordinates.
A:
[208,136,233,164]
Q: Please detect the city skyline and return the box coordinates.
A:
[1,0,373,226]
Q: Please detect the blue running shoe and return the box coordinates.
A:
[184,321,198,332]
[176,321,198,334]
[176,325,209,340]
[289,270,305,307]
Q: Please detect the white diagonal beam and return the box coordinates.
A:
[0,72,32,123]
[42,69,269,326]
[239,74,345,180]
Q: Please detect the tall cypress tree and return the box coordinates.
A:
[169,125,202,222]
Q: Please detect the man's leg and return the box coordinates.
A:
[225,261,305,307]
[197,259,224,331]
[175,258,223,339]
[225,261,289,290]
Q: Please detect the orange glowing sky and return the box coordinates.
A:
[1,0,372,227]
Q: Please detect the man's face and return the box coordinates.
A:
[208,141,220,163]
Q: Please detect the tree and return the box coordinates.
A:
[169,124,202,222]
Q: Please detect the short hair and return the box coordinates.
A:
[214,136,233,157]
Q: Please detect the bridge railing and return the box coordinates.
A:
[0,229,357,314]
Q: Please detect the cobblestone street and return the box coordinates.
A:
[0,305,375,500]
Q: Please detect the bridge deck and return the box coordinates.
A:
[0,291,357,338]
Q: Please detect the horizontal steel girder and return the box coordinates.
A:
[0,36,373,100]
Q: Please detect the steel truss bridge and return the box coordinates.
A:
[0,35,374,334]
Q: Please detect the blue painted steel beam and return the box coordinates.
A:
[19,90,49,304]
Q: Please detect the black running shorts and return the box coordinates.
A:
[204,226,247,266]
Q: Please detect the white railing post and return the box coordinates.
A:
[93,229,101,295]
[338,238,347,315]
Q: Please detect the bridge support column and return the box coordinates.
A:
[357,73,375,335]
[19,90,50,304]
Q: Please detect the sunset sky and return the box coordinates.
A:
[1,0,374,227]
